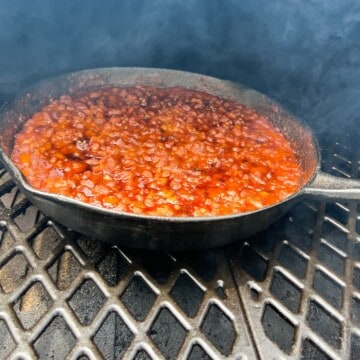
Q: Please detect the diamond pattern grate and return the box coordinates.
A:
[229,138,360,359]
[0,134,358,359]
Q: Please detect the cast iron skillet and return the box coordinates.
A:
[0,67,359,250]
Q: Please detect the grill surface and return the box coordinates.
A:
[0,93,359,359]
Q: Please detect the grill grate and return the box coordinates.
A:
[228,138,360,359]
[0,175,256,359]
[0,95,359,358]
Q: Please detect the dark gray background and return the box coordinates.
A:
[0,0,359,137]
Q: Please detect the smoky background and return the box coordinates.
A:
[0,0,359,138]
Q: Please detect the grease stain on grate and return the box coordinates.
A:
[13,281,53,329]
[306,300,341,349]
[96,247,130,286]
[170,272,204,318]
[313,269,343,309]
[133,349,152,360]
[93,311,134,360]
[317,242,345,277]
[261,303,296,354]
[33,315,76,360]
[29,226,62,260]
[68,279,106,325]
[278,244,308,279]
[47,249,82,290]
[0,318,16,359]
[120,274,157,321]
[200,303,235,356]
[239,245,268,281]
[148,307,187,360]
[301,338,331,360]
[0,252,32,293]
[270,271,302,313]
[187,343,212,360]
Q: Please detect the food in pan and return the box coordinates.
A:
[11,86,301,216]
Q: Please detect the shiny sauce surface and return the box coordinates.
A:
[11,86,302,216]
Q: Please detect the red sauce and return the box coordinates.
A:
[11,86,301,216]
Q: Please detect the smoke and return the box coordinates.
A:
[0,0,360,137]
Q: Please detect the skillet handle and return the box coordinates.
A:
[303,171,360,201]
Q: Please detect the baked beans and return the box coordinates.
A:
[11,86,301,216]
